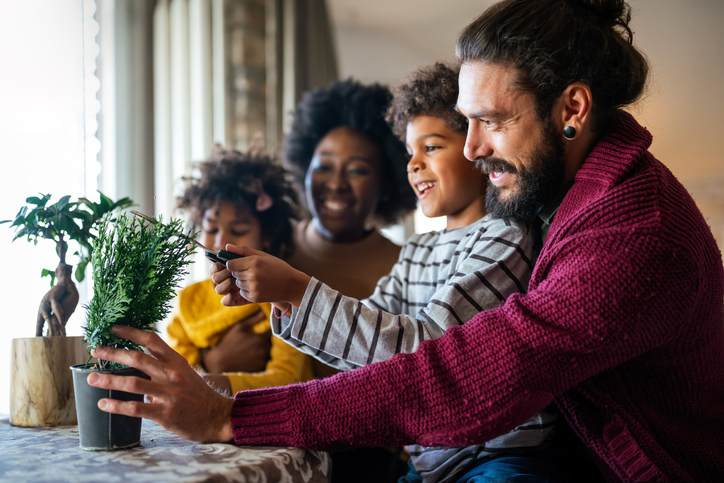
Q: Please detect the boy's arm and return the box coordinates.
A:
[273,226,534,368]
[269,263,406,371]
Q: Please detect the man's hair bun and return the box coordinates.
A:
[569,0,633,42]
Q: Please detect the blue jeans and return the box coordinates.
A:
[455,454,563,482]
[400,452,575,483]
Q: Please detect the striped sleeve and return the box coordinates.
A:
[273,222,535,369]
[270,255,408,371]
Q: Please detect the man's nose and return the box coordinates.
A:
[464,122,493,161]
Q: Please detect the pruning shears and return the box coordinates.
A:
[130,210,241,265]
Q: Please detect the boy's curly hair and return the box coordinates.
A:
[283,79,416,226]
[387,62,468,141]
[177,147,300,259]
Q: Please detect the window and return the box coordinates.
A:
[0,0,98,414]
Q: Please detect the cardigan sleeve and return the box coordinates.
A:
[229,229,695,449]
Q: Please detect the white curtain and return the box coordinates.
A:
[94,0,156,214]
[153,0,214,218]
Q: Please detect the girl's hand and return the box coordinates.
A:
[221,244,311,307]
[202,310,271,373]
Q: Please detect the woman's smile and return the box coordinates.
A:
[320,197,354,215]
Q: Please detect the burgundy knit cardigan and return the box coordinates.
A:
[230,112,724,482]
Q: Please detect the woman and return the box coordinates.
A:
[284,78,417,304]
[283,79,416,482]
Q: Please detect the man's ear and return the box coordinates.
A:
[554,82,594,139]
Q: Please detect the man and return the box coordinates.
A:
[90,0,724,480]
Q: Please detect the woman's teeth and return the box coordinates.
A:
[323,200,348,212]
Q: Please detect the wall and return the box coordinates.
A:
[628,0,724,247]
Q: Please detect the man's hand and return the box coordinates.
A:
[202,310,271,373]
[87,325,235,443]
[202,374,232,396]
[211,244,311,307]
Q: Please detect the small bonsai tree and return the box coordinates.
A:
[1,193,132,336]
[84,212,196,369]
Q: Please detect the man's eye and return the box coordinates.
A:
[424,145,441,153]
[480,119,502,131]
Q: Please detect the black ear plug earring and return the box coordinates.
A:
[563,125,577,140]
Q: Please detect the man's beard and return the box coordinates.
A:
[474,120,565,223]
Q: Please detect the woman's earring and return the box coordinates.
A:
[563,125,577,140]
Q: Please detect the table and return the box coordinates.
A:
[0,418,330,482]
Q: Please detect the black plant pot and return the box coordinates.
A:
[70,363,146,450]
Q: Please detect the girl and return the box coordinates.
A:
[167,148,313,395]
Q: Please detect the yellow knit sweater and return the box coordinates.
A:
[167,279,313,393]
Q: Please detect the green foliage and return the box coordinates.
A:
[84,212,197,369]
[0,192,133,286]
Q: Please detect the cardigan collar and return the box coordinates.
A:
[572,110,652,190]
[549,111,653,237]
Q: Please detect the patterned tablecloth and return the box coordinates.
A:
[0,418,330,483]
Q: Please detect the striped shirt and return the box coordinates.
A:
[272,215,556,482]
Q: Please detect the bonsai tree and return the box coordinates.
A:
[84,212,196,369]
[1,193,132,336]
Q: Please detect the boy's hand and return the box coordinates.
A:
[211,261,250,307]
[221,244,311,307]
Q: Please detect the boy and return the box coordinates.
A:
[215,65,555,482]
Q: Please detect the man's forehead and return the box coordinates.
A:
[457,61,525,114]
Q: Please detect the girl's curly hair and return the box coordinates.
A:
[387,62,468,141]
[283,79,417,226]
[177,147,300,259]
